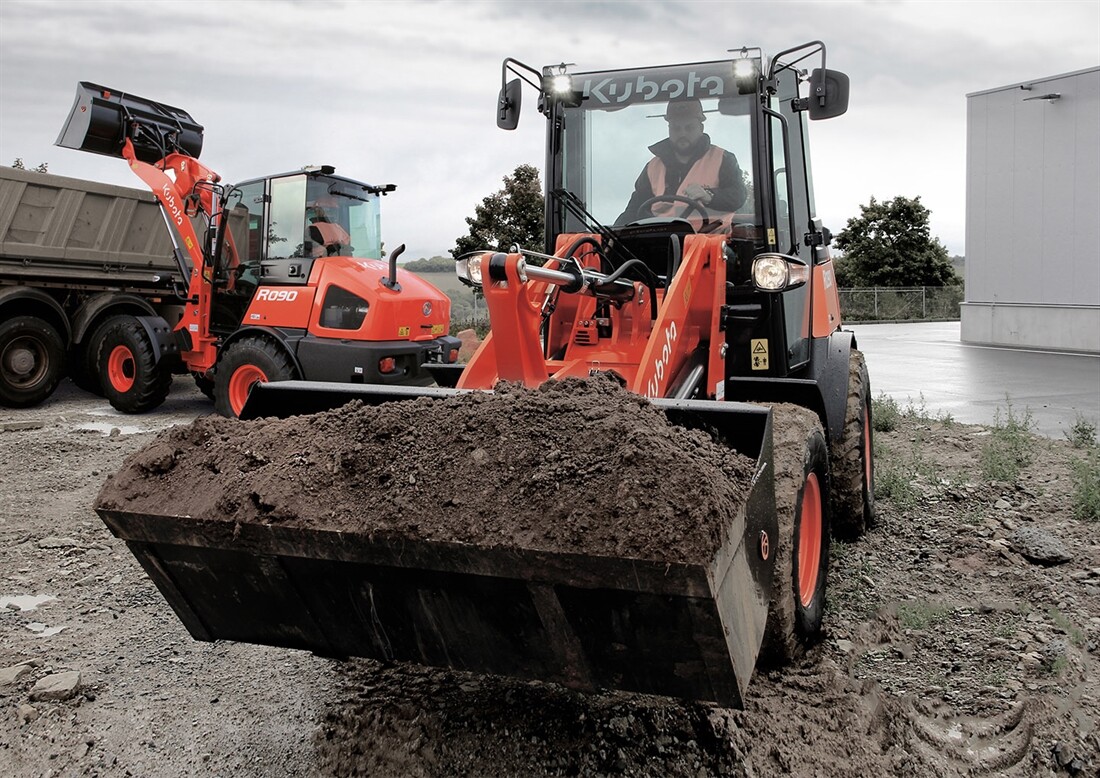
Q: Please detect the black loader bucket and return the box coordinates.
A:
[96,382,778,707]
[56,81,203,164]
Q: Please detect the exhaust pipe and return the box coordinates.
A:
[56,82,203,164]
[382,243,405,291]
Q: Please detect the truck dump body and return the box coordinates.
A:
[0,166,180,290]
[94,381,778,706]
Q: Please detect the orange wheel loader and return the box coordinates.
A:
[96,43,875,707]
[30,82,460,417]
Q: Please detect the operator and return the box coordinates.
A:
[615,99,748,227]
[306,198,351,256]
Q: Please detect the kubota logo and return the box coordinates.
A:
[644,321,678,398]
[581,71,726,105]
[161,184,184,226]
[256,289,299,302]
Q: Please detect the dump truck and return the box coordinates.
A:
[95,42,875,707]
[0,83,460,415]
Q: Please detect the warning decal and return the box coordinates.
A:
[751,339,769,371]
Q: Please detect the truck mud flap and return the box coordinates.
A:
[100,390,778,707]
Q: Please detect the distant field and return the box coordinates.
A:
[405,269,485,324]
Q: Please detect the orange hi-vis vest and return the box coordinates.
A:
[645,145,725,217]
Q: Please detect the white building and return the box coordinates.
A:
[963,67,1100,354]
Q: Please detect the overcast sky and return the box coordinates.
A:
[2,0,1098,259]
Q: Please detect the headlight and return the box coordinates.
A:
[752,253,809,292]
[550,74,573,94]
[455,252,486,288]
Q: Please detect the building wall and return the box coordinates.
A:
[963,68,1100,353]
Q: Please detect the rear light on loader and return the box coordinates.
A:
[752,253,809,292]
[378,357,397,374]
[447,348,460,363]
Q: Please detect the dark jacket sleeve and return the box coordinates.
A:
[615,167,657,225]
[706,151,748,213]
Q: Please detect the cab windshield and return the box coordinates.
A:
[267,174,383,260]
[557,61,757,236]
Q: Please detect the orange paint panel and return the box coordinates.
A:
[243,286,316,327]
[811,260,842,337]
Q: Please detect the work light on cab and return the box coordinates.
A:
[752,253,809,292]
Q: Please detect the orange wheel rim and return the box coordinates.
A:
[229,364,267,416]
[107,345,135,393]
[798,471,823,608]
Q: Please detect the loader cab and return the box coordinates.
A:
[210,169,388,332]
[526,47,847,379]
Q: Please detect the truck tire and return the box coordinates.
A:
[214,336,297,418]
[830,349,876,539]
[761,405,831,664]
[69,319,116,397]
[0,315,66,408]
[94,316,172,414]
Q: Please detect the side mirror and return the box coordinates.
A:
[497,78,522,130]
[807,69,850,120]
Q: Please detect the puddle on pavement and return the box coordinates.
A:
[0,594,56,611]
[26,622,66,637]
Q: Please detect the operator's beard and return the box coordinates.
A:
[674,134,709,160]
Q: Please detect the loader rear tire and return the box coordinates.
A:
[830,349,876,539]
[214,336,296,418]
[0,315,65,408]
[761,405,831,664]
[94,316,172,414]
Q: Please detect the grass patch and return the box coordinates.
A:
[1047,609,1087,648]
[1070,449,1100,521]
[872,393,954,433]
[980,400,1035,482]
[897,601,953,630]
[873,394,902,432]
[1066,414,1097,448]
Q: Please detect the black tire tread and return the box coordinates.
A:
[213,336,296,417]
[761,404,831,665]
[95,317,171,414]
[0,315,66,408]
[830,349,876,539]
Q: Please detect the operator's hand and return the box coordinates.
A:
[682,184,713,205]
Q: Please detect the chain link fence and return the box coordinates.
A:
[450,285,964,331]
[838,286,963,322]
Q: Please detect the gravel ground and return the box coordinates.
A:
[1,378,1097,776]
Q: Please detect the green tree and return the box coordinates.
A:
[11,159,48,173]
[404,255,454,272]
[833,196,959,287]
[452,164,544,258]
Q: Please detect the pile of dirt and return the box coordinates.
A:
[95,377,757,564]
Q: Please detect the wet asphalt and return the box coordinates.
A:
[847,321,1100,440]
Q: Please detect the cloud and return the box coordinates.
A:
[2,0,1097,258]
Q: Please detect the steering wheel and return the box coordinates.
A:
[636,195,713,229]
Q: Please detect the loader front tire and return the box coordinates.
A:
[762,405,831,664]
[214,336,296,418]
[94,316,172,414]
[0,315,65,408]
[830,349,876,539]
